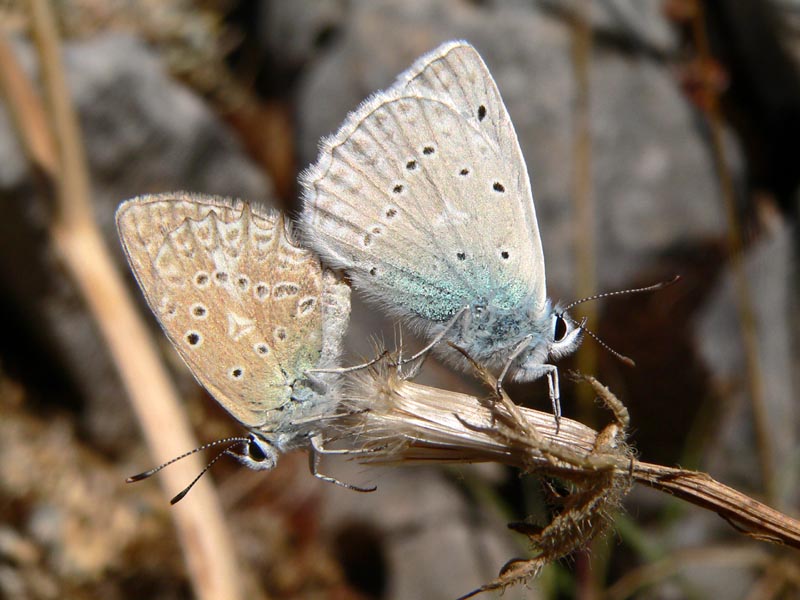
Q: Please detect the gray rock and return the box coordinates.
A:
[543,0,678,55]
[61,34,273,230]
[258,0,347,68]
[588,46,729,292]
[0,34,273,446]
[295,0,729,309]
[697,223,797,509]
[320,463,536,600]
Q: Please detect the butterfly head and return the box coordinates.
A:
[548,309,585,361]
[233,434,280,471]
[509,304,584,381]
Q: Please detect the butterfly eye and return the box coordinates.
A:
[248,439,267,461]
[553,315,568,342]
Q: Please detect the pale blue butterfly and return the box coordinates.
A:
[300,41,583,422]
[117,193,372,501]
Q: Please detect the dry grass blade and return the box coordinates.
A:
[4,3,246,598]
[341,356,633,596]
[632,462,800,548]
[337,354,800,596]
[689,0,775,501]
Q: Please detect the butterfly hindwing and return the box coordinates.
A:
[116,193,350,430]
[301,41,547,325]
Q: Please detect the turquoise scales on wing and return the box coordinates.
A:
[304,93,536,324]
[300,40,584,414]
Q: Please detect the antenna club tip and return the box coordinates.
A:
[621,356,636,368]
[170,490,189,505]
[656,274,681,289]
[126,472,151,483]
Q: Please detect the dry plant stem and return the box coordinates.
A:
[631,461,800,549]
[347,367,800,550]
[603,546,775,600]
[569,14,600,588]
[0,38,58,175]
[690,1,775,501]
[569,0,600,429]
[21,3,244,599]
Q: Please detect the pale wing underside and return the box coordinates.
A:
[302,41,546,323]
[116,193,348,429]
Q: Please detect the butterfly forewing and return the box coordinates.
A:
[117,193,339,429]
[302,41,547,325]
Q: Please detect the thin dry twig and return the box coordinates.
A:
[632,462,800,548]
[338,356,800,596]
[569,0,600,430]
[689,0,775,502]
[603,545,775,600]
[0,37,57,176]
[8,3,245,598]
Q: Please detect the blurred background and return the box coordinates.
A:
[0,0,798,598]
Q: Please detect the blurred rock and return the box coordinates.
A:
[62,34,274,226]
[294,0,727,300]
[589,45,731,292]
[0,381,166,598]
[0,34,273,447]
[554,0,678,55]
[257,0,347,69]
[698,222,798,508]
[320,463,536,600]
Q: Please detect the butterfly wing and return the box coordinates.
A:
[116,193,350,430]
[301,41,546,325]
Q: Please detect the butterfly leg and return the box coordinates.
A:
[310,434,361,455]
[396,305,471,369]
[308,437,377,492]
[495,334,535,396]
[506,362,562,434]
[306,349,388,377]
[311,434,388,456]
[545,365,562,434]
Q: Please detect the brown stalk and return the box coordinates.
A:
[690,0,775,502]
[5,3,245,598]
[570,7,602,595]
[343,361,798,597]
[344,364,800,550]
[603,545,775,600]
[632,460,800,548]
[569,0,600,429]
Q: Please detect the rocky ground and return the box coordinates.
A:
[0,1,797,598]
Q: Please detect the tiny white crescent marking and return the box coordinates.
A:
[227,312,256,342]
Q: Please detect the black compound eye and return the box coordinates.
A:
[248,439,267,461]
[553,315,568,342]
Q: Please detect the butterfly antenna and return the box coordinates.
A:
[577,320,636,367]
[561,313,635,366]
[561,275,680,312]
[168,442,245,505]
[126,436,251,483]
[395,323,405,372]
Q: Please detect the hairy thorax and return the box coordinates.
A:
[438,298,554,375]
